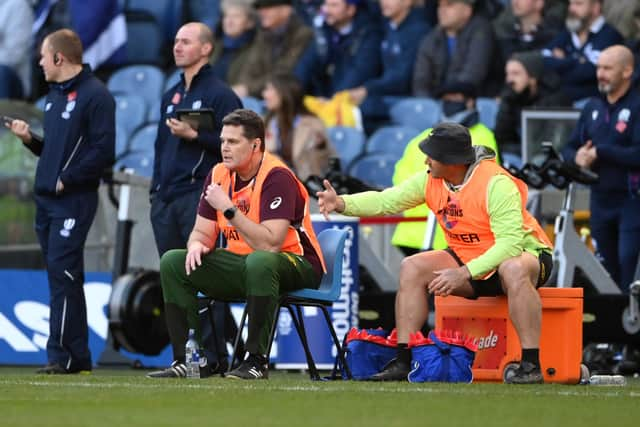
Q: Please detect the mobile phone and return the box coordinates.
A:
[2,115,15,126]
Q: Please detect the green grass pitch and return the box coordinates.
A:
[1,367,638,427]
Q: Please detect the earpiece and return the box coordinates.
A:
[53,53,60,65]
[253,144,257,150]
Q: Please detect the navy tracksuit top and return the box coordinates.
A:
[27,65,115,196]
[151,64,242,203]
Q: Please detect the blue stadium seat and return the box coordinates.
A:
[348,152,397,189]
[477,97,499,130]
[114,150,154,177]
[327,126,366,172]
[389,97,441,131]
[241,96,265,115]
[114,94,148,142]
[35,96,47,111]
[108,65,165,115]
[125,16,164,65]
[115,124,129,160]
[366,125,421,160]
[164,68,182,92]
[128,123,158,154]
[126,0,182,44]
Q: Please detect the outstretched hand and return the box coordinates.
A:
[185,241,211,275]
[317,179,341,220]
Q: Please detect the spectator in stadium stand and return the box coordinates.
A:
[317,122,554,384]
[542,0,623,103]
[147,109,326,380]
[391,81,499,257]
[345,0,430,129]
[262,73,335,181]
[210,0,257,85]
[562,45,640,293]
[412,0,500,98]
[493,0,564,62]
[494,51,570,156]
[296,0,383,98]
[0,0,34,99]
[150,22,242,374]
[231,0,313,98]
[5,29,115,374]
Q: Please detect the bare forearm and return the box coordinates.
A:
[187,229,215,250]
[231,214,286,252]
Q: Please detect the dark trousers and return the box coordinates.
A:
[35,192,97,370]
[590,192,640,293]
[150,190,229,361]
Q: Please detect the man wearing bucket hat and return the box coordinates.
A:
[317,122,553,383]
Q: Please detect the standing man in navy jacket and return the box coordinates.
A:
[150,22,242,373]
[563,45,640,293]
[6,29,115,374]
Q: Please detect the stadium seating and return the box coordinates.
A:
[164,68,182,92]
[476,97,499,130]
[327,126,366,172]
[389,97,440,131]
[348,152,397,189]
[124,12,164,65]
[114,150,154,177]
[126,0,183,45]
[366,125,420,160]
[108,65,165,117]
[128,123,158,154]
[114,94,148,142]
[228,228,351,380]
[115,123,129,159]
[241,96,265,115]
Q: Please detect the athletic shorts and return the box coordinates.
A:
[445,249,553,299]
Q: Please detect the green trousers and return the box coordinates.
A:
[160,248,320,357]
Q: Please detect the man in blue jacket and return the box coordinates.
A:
[542,0,622,102]
[150,22,242,374]
[6,29,115,374]
[298,0,382,97]
[563,45,640,293]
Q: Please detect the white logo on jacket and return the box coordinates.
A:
[59,218,76,238]
[192,100,202,109]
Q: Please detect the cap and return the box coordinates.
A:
[418,122,475,165]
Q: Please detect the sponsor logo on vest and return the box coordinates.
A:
[474,329,499,350]
[223,227,240,241]
[437,196,463,229]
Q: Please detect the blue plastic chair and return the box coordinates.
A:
[125,18,164,65]
[389,97,441,131]
[476,97,499,130]
[366,125,420,159]
[108,65,165,116]
[241,96,265,115]
[115,124,129,160]
[114,94,148,142]
[114,150,154,177]
[128,123,158,154]
[228,228,352,380]
[164,68,182,92]
[327,126,366,172]
[348,152,397,189]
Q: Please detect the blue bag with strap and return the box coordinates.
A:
[342,328,397,380]
[408,330,477,383]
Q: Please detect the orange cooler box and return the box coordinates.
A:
[435,287,583,384]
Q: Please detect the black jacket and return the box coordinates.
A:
[152,64,242,202]
[29,65,115,196]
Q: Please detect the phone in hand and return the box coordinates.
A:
[2,115,15,126]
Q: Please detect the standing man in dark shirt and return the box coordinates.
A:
[5,29,115,374]
[563,45,640,293]
[150,22,242,373]
[147,109,325,379]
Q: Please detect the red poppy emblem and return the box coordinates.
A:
[616,121,627,133]
[171,92,181,104]
[67,91,77,101]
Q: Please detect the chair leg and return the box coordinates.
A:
[228,305,248,372]
[320,305,351,379]
[290,304,320,380]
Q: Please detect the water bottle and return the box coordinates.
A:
[185,329,200,379]
[589,375,626,386]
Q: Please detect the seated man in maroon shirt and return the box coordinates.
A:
[147,109,325,380]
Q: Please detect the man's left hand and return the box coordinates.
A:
[166,117,197,140]
[428,266,471,297]
[205,183,233,211]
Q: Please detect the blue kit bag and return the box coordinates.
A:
[408,330,478,383]
[342,328,397,380]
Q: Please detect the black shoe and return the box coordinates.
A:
[225,355,268,380]
[146,361,188,378]
[199,358,229,378]
[504,361,544,384]
[36,363,91,375]
[369,358,410,382]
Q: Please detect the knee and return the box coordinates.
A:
[160,249,187,284]
[498,257,533,295]
[399,256,425,291]
[245,250,280,274]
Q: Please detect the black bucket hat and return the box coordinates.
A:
[418,122,475,165]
